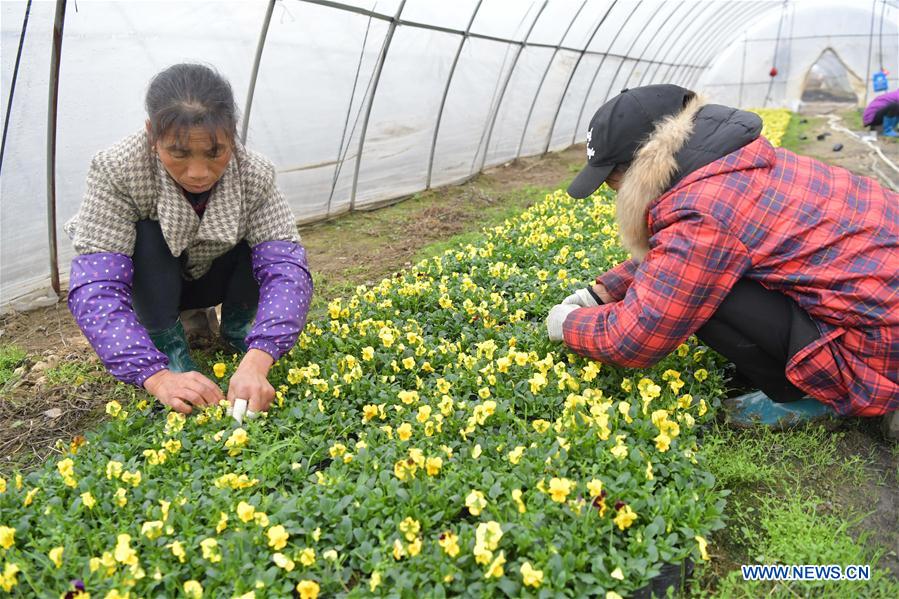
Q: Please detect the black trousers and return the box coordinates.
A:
[695,279,820,402]
[868,101,899,128]
[131,219,258,332]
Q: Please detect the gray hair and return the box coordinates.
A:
[145,63,238,144]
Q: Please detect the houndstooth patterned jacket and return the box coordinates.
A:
[65,130,300,279]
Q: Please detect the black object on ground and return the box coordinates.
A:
[816,132,831,141]
[632,559,695,598]
[799,118,808,124]
[832,143,843,152]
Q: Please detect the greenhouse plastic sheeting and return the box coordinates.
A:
[2,0,897,311]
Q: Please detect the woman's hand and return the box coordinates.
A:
[227,349,276,414]
[144,369,225,414]
[592,282,614,304]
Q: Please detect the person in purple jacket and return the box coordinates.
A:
[862,88,899,136]
[65,64,313,415]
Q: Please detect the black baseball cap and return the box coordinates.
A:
[567,84,695,199]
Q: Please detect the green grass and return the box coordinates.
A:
[698,424,897,597]
[710,496,899,598]
[44,359,104,387]
[703,424,858,488]
[0,344,27,387]
[840,107,865,131]
[780,114,822,153]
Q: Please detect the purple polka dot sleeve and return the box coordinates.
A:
[247,240,313,361]
[67,253,169,387]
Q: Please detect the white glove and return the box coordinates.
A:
[227,398,258,425]
[562,287,601,308]
[546,304,579,342]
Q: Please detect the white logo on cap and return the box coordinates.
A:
[586,127,594,160]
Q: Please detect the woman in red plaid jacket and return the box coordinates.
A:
[549,85,898,436]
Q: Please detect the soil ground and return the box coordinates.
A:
[1,111,897,594]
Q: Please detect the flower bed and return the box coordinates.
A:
[749,109,791,147]
[0,188,730,598]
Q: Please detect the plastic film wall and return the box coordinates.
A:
[0,0,890,310]
[700,0,899,110]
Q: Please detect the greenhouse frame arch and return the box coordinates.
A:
[1,0,897,311]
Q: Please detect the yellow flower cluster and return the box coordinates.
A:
[0,186,730,595]
[749,108,791,147]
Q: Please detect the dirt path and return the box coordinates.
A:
[794,102,899,191]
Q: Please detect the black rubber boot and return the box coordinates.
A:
[220,304,256,354]
[148,320,199,373]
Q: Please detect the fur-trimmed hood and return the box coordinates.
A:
[616,96,763,260]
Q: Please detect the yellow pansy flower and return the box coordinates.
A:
[485,550,506,578]
[299,547,316,566]
[236,501,256,523]
[113,534,137,566]
[224,428,249,456]
[398,390,419,405]
[407,536,422,557]
[548,477,574,503]
[213,363,227,378]
[695,535,710,561]
[140,521,163,540]
[613,504,637,530]
[466,490,487,515]
[0,562,20,592]
[369,571,382,592]
[273,552,295,571]
[438,531,460,557]
[200,538,221,563]
[167,541,186,563]
[216,512,228,534]
[507,446,525,464]
[399,517,420,542]
[655,432,671,452]
[425,456,443,476]
[512,488,527,514]
[396,422,413,442]
[162,439,181,454]
[183,580,203,598]
[267,525,289,550]
[532,419,551,433]
[521,561,544,588]
[296,580,319,599]
[121,470,141,487]
[0,527,15,550]
[362,404,379,422]
[48,546,64,568]
[392,538,406,560]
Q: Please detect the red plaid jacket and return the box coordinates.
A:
[563,137,899,416]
